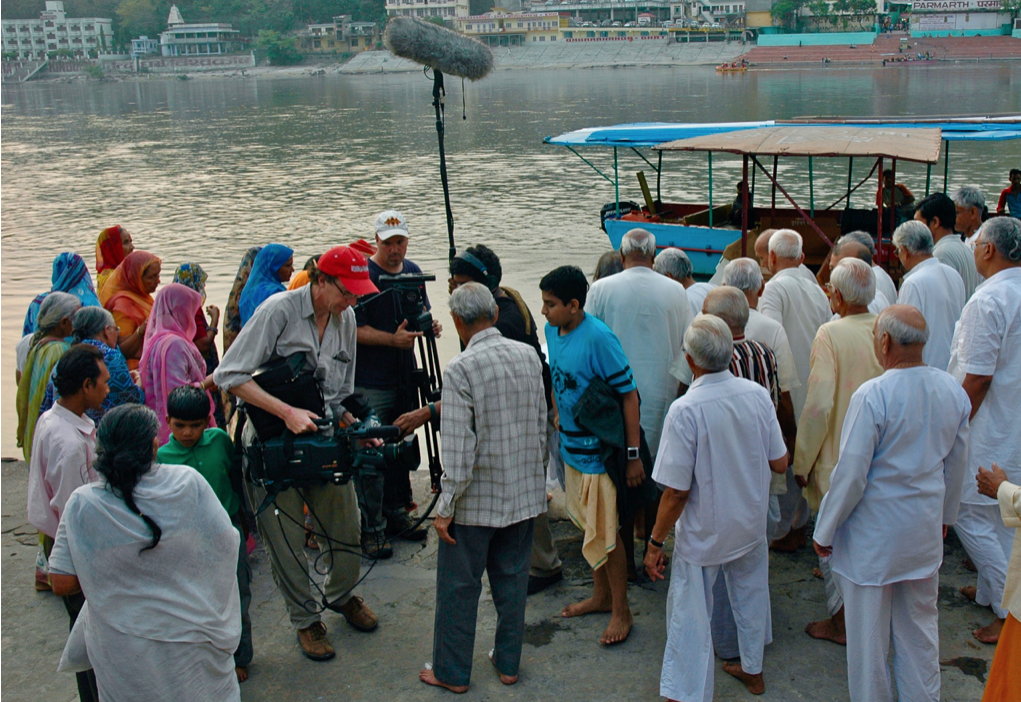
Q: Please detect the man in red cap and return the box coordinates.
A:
[215,245,381,663]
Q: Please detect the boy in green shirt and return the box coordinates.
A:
[157,386,253,683]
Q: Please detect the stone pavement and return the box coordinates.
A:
[1,460,995,702]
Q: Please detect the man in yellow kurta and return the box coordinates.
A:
[793,258,883,646]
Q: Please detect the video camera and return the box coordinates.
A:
[376,272,436,334]
[248,415,421,498]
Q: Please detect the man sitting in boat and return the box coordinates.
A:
[876,169,915,224]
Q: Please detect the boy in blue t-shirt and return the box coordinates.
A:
[157,386,253,683]
[540,265,642,646]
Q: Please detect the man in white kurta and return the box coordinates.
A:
[645,316,788,702]
[588,229,692,457]
[946,216,1021,644]
[758,229,831,547]
[914,191,982,299]
[814,306,970,702]
[893,221,966,370]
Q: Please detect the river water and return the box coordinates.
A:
[2,64,1019,455]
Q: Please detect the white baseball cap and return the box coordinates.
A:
[374,210,409,240]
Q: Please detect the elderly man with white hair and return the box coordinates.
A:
[646,315,789,702]
[814,305,970,702]
[588,229,693,575]
[947,216,1021,644]
[794,258,884,646]
[825,238,890,317]
[421,283,548,694]
[654,248,715,319]
[758,229,832,550]
[839,231,899,307]
[893,220,966,370]
[953,185,986,249]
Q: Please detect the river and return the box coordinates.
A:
[2,64,1019,455]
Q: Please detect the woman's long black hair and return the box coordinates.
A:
[93,404,162,552]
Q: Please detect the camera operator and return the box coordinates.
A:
[214,245,379,663]
[354,210,441,555]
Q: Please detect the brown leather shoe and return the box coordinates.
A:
[297,621,335,661]
[339,595,378,632]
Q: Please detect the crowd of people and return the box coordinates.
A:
[16,194,1021,701]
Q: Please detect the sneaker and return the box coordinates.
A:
[527,571,564,596]
[385,512,429,542]
[339,595,379,632]
[297,621,335,661]
[361,535,393,560]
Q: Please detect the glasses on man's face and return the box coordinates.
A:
[331,280,358,301]
[107,324,120,334]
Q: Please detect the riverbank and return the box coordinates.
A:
[0,459,996,701]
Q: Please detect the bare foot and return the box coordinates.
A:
[722,661,765,695]
[419,668,468,694]
[812,567,824,580]
[488,650,517,685]
[805,618,847,645]
[973,618,1004,644]
[960,585,978,602]
[562,595,612,618]
[962,557,976,572]
[600,610,633,645]
[235,666,248,683]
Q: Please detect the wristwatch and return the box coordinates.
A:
[626,446,640,461]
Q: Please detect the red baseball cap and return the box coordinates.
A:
[318,246,378,296]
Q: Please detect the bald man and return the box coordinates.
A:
[814,305,970,702]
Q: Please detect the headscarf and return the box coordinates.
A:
[288,270,310,290]
[224,247,261,353]
[173,263,208,303]
[96,226,128,293]
[139,284,213,445]
[17,292,82,460]
[100,251,161,328]
[22,253,101,336]
[239,244,293,325]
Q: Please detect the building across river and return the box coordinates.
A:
[1,1,111,60]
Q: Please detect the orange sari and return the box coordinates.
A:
[95,226,127,294]
[101,251,160,368]
[981,612,1019,701]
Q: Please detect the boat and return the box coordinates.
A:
[544,115,1021,278]
[716,62,748,72]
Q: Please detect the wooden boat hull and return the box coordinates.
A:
[603,216,741,278]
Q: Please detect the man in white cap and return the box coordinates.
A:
[354,210,442,557]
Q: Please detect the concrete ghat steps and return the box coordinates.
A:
[340,41,747,74]
[739,34,1021,65]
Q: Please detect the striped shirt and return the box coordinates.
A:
[731,338,780,408]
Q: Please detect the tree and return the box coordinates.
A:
[116,0,165,39]
[256,29,303,63]
[1001,0,1020,21]
[770,0,808,30]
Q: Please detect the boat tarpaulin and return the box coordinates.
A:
[544,121,774,148]
[656,126,943,164]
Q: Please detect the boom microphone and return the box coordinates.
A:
[384,17,494,82]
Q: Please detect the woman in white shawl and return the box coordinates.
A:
[48,404,241,702]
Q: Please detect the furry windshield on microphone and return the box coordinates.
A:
[384,17,494,82]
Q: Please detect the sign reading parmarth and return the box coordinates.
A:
[911,0,1002,10]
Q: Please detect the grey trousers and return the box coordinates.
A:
[245,477,361,631]
[355,386,413,536]
[433,518,535,687]
[234,525,254,667]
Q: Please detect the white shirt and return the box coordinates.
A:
[26,404,97,539]
[814,367,970,586]
[758,267,832,420]
[745,308,800,393]
[654,371,787,567]
[873,265,899,310]
[685,282,715,319]
[587,266,692,455]
[16,334,32,374]
[934,234,982,300]
[897,257,966,371]
[947,267,1021,505]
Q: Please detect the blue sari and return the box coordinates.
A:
[238,244,293,325]
[23,253,101,335]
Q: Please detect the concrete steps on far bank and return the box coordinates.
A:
[339,41,747,74]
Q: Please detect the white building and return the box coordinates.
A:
[131,35,160,57]
[385,0,471,20]
[2,1,112,59]
[159,5,245,56]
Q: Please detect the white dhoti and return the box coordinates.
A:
[954,502,1013,620]
[817,555,844,616]
[774,467,810,539]
[834,571,940,702]
[766,495,781,544]
[661,541,771,702]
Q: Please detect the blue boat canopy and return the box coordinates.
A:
[545,116,1021,148]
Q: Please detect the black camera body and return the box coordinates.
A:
[378,273,436,334]
[249,417,420,495]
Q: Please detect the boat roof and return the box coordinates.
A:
[544,115,1021,148]
[656,125,943,164]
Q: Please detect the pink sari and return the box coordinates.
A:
[139,284,214,444]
